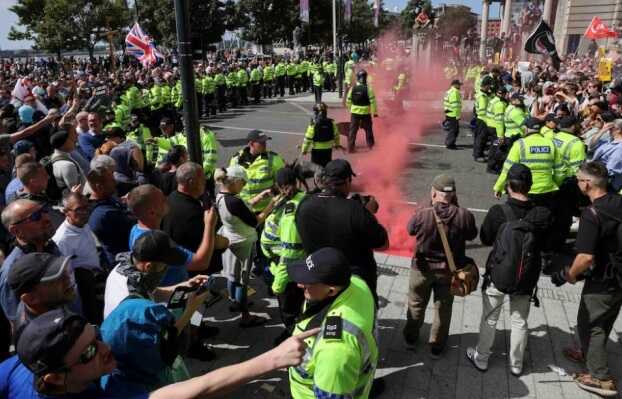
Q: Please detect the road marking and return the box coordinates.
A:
[206,124,304,137]
[408,142,446,148]
[400,200,488,214]
[288,101,314,116]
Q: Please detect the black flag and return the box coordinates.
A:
[524,20,561,70]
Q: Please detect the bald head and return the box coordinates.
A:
[127,184,167,222]
[1,199,40,228]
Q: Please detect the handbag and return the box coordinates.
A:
[432,207,480,296]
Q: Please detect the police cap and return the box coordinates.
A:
[287,248,351,286]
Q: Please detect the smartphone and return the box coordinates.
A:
[167,286,195,309]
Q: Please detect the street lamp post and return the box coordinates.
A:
[173,0,202,165]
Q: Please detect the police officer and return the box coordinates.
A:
[263,60,275,99]
[346,70,378,153]
[275,58,287,97]
[127,113,159,170]
[287,59,298,95]
[287,247,378,399]
[147,77,165,135]
[261,167,306,345]
[250,63,262,104]
[226,66,239,108]
[229,129,285,213]
[312,64,325,104]
[473,77,492,162]
[301,102,340,167]
[443,79,462,150]
[540,114,558,140]
[504,93,527,140]
[493,117,560,201]
[237,62,250,106]
[485,93,527,173]
[214,66,228,112]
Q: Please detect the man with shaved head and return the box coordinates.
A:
[0,199,81,326]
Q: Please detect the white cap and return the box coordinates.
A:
[226,165,247,181]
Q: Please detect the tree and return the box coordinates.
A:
[8,0,46,42]
[399,0,432,38]
[435,5,476,39]
[341,0,376,45]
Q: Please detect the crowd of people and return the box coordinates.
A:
[441,54,622,397]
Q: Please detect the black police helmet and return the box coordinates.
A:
[357,70,367,83]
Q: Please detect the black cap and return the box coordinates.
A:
[8,253,72,297]
[323,159,356,182]
[132,230,188,265]
[507,163,533,187]
[451,79,462,86]
[276,166,298,186]
[557,116,578,129]
[524,117,543,131]
[50,130,70,149]
[544,113,558,123]
[287,247,351,286]
[17,309,87,375]
[247,129,271,142]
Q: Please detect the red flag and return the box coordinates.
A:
[584,17,619,40]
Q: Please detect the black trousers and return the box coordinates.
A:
[276,283,305,332]
[277,76,286,97]
[229,87,239,108]
[577,278,622,380]
[251,83,261,103]
[311,149,332,167]
[313,85,322,104]
[472,119,489,158]
[348,114,374,152]
[216,86,227,111]
[287,76,296,95]
[263,81,273,98]
[239,85,248,105]
[74,267,104,326]
[204,93,216,116]
[444,116,459,147]
[302,73,309,92]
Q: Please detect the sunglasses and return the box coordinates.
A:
[11,207,48,226]
[65,325,100,369]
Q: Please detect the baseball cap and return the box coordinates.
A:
[432,174,456,193]
[287,247,351,286]
[510,93,524,101]
[17,309,87,374]
[8,253,72,297]
[557,116,578,129]
[323,159,356,181]
[247,129,271,142]
[50,130,70,149]
[507,163,533,187]
[524,117,544,131]
[276,166,298,186]
[13,140,34,156]
[224,165,248,181]
[132,230,189,265]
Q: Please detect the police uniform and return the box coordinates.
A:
[443,81,462,149]
[302,116,340,167]
[346,81,377,152]
[472,88,490,159]
[275,61,287,97]
[287,248,378,399]
[229,131,285,213]
[157,127,219,179]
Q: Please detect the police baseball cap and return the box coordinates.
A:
[557,116,578,129]
[247,129,271,142]
[507,163,533,187]
[17,309,87,375]
[8,253,72,297]
[432,174,456,193]
[132,230,188,265]
[323,159,356,181]
[524,117,544,131]
[287,247,351,286]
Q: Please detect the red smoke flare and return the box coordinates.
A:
[333,29,450,257]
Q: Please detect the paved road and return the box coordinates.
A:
[184,96,622,398]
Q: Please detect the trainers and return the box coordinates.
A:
[574,373,618,397]
[510,366,522,376]
[562,347,585,364]
[429,344,444,359]
[465,347,488,372]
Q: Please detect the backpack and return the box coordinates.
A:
[486,205,540,296]
[313,117,334,142]
[351,84,370,106]
[40,153,79,201]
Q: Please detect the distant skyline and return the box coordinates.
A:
[0,0,500,50]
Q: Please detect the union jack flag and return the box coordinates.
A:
[125,23,163,67]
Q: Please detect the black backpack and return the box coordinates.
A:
[313,118,334,142]
[40,153,79,201]
[486,205,540,296]
[351,85,370,106]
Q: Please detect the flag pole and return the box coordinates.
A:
[332,0,337,65]
[173,0,202,166]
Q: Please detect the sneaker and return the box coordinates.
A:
[474,157,486,163]
[574,373,618,397]
[562,347,585,364]
[429,345,444,359]
[465,347,488,372]
[405,338,416,351]
[510,366,522,376]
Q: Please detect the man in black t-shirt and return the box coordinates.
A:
[296,159,388,298]
[559,161,622,397]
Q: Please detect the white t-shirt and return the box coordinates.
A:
[103,264,130,318]
[53,220,100,271]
